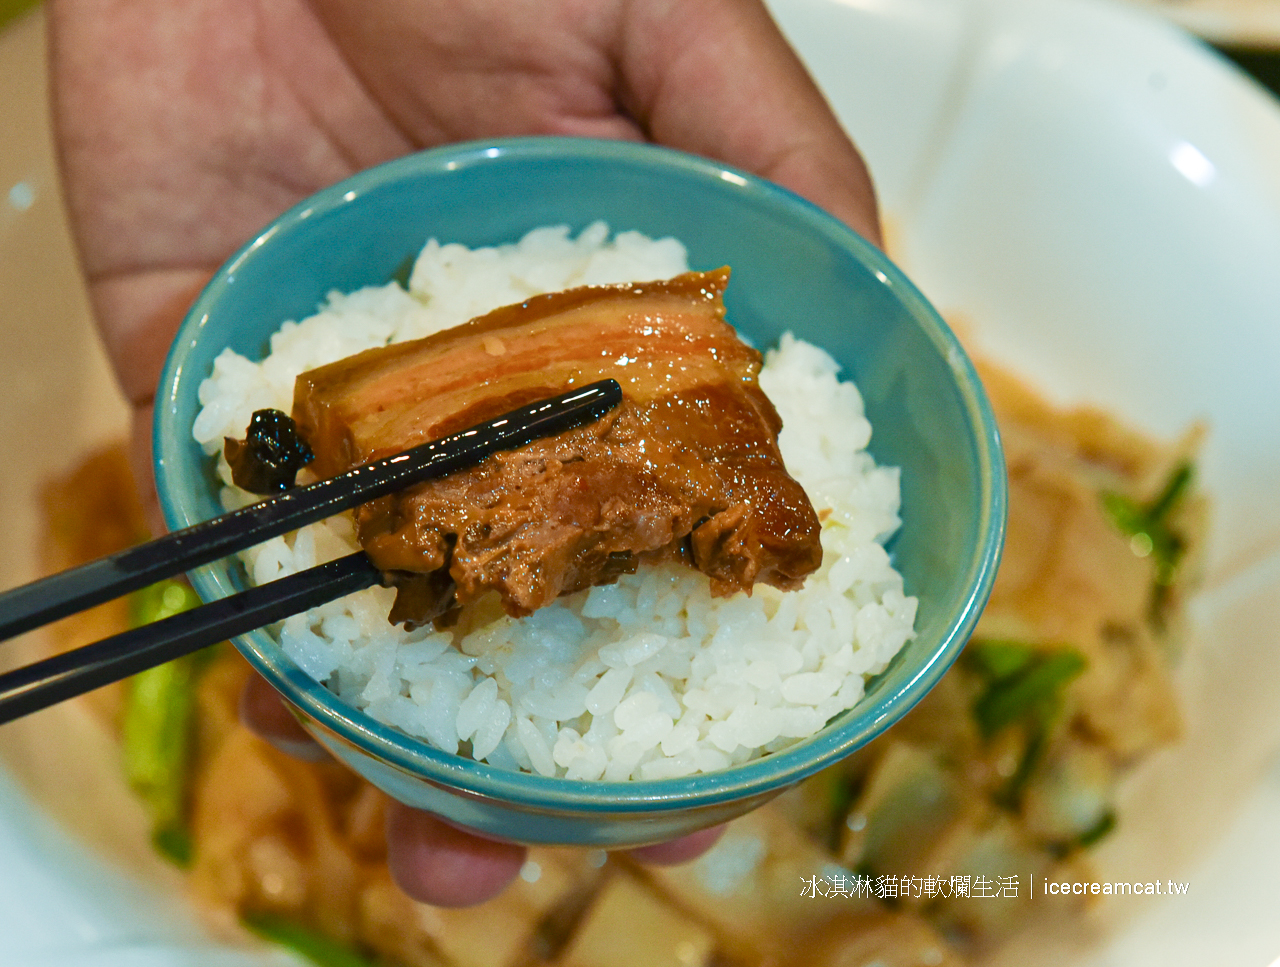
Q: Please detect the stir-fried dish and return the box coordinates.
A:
[24,349,1204,967]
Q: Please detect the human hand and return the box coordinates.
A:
[49,0,879,907]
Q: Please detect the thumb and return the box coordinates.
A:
[617,0,880,246]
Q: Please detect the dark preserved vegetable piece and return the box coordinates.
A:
[224,409,315,494]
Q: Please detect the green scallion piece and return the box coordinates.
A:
[242,913,381,967]
[964,639,1037,680]
[122,579,211,868]
[1075,809,1117,849]
[1101,461,1194,584]
[994,717,1055,810]
[972,648,1086,740]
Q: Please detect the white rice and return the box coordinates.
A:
[193,223,917,780]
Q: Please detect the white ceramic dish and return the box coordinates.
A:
[2,0,1278,961]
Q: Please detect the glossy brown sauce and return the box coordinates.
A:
[292,269,822,626]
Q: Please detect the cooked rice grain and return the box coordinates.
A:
[194,223,917,780]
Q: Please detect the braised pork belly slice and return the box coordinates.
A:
[292,269,821,627]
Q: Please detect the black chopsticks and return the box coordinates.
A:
[0,379,622,723]
[0,553,382,724]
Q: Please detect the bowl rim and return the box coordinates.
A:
[155,135,1005,814]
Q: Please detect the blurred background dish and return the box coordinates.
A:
[1,0,1279,962]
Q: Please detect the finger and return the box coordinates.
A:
[238,671,332,762]
[88,268,216,408]
[618,0,881,246]
[384,801,528,907]
[625,823,726,865]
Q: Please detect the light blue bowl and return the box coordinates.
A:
[154,137,1005,847]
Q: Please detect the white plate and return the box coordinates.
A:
[2,0,1279,962]
[769,0,1280,960]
